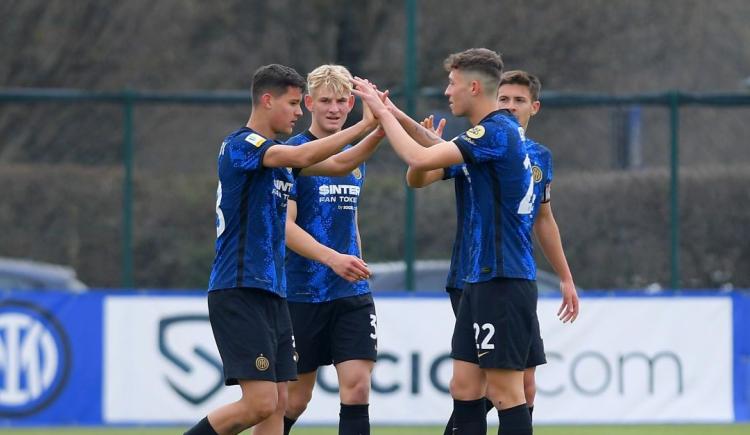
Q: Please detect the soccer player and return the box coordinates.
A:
[415,70,580,432]
[353,48,537,435]
[498,69,579,418]
[255,65,383,435]
[183,63,377,435]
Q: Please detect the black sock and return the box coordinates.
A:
[497,404,532,435]
[339,403,369,435]
[453,398,487,435]
[283,416,297,435]
[184,416,218,435]
[528,405,534,421]
[444,397,495,434]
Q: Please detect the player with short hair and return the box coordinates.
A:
[183,63,377,435]
[417,69,580,433]
[252,64,383,435]
[498,70,579,419]
[353,48,537,435]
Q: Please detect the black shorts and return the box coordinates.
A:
[208,287,297,384]
[288,293,378,374]
[451,278,542,370]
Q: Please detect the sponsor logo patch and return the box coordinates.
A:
[465,125,485,139]
[352,167,362,180]
[245,133,267,148]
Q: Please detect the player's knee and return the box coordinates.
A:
[340,376,371,404]
[241,394,277,422]
[286,389,312,418]
[449,375,483,400]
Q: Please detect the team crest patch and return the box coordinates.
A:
[245,132,267,148]
[256,355,270,371]
[352,167,362,179]
[532,165,543,183]
[466,125,485,139]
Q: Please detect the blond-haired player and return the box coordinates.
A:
[255,64,384,435]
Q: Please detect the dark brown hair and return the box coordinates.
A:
[443,48,504,91]
[251,64,306,105]
[500,70,542,101]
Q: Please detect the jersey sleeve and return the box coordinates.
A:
[452,120,521,164]
[443,164,462,180]
[228,132,274,172]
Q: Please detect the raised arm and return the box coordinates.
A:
[352,78,464,171]
[263,109,377,168]
[405,115,448,187]
[285,200,371,282]
[533,202,579,323]
[300,127,385,177]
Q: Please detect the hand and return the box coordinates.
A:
[325,252,371,283]
[351,77,389,118]
[420,114,446,138]
[557,280,579,323]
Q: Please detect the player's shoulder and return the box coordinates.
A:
[284,130,316,146]
[226,127,273,149]
[527,138,552,158]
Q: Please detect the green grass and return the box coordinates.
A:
[1,425,749,435]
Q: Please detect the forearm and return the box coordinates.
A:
[395,110,443,147]
[406,167,444,187]
[297,120,372,167]
[379,112,432,167]
[332,129,383,171]
[286,221,338,265]
[534,217,573,282]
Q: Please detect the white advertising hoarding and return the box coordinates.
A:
[104,295,733,424]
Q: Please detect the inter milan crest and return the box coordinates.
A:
[466,125,485,139]
[532,165,543,183]
[255,355,270,371]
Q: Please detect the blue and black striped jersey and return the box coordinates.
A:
[284,131,369,303]
[208,127,295,297]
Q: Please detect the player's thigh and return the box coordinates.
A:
[330,294,378,365]
[484,367,526,409]
[288,300,334,374]
[451,284,479,365]
[209,288,291,383]
[471,278,537,370]
[450,359,486,400]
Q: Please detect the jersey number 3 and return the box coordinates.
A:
[216,182,226,238]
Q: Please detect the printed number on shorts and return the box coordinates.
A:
[369,314,377,340]
[473,322,495,350]
[517,153,535,215]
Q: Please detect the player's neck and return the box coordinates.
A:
[467,98,500,126]
[246,113,276,139]
[309,123,339,139]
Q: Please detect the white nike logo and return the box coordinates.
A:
[478,351,490,358]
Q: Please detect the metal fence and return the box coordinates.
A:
[1,88,750,289]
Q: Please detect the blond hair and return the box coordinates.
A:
[307,64,353,98]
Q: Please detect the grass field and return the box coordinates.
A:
[2,426,749,434]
